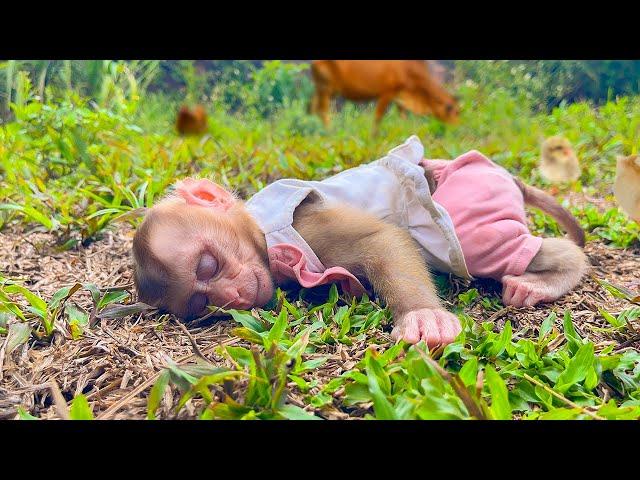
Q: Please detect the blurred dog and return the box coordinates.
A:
[309,60,459,134]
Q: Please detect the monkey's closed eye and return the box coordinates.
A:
[196,252,218,281]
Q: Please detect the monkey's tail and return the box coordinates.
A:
[514,177,586,247]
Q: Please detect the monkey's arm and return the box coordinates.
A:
[293,199,460,346]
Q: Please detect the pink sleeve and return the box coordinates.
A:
[268,244,368,297]
[426,151,544,280]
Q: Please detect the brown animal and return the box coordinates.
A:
[539,136,580,184]
[132,164,587,349]
[309,60,460,133]
[176,105,208,136]
[614,154,640,223]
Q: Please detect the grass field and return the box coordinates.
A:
[1,66,639,420]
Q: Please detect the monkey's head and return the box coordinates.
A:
[132,179,275,320]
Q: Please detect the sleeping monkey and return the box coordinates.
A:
[132,136,588,348]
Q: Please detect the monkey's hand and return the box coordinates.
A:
[391,308,461,348]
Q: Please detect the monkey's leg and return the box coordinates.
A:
[373,94,394,136]
[501,238,588,308]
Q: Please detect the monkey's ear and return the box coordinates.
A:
[175,178,235,211]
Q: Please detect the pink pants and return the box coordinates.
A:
[421,151,543,281]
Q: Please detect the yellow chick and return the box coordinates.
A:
[614,155,640,223]
[539,136,580,184]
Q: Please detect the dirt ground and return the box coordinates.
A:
[1,214,638,420]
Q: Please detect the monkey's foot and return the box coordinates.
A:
[501,273,558,307]
[391,308,461,348]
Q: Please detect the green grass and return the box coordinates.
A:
[1,64,639,420]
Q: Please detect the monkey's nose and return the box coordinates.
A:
[212,285,240,305]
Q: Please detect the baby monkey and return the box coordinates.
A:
[539,136,581,184]
[176,105,208,136]
[132,137,588,349]
[614,154,640,223]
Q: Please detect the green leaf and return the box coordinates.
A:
[0,203,55,230]
[537,408,582,420]
[85,208,123,220]
[83,283,101,306]
[4,284,47,318]
[48,286,72,310]
[298,357,328,371]
[490,320,512,357]
[343,383,372,405]
[286,326,311,361]
[97,290,130,309]
[337,306,351,338]
[6,322,31,354]
[177,371,244,412]
[562,310,582,354]
[327,283,339,304]
[0,312,11,329]
[69,395,94,420]
[365,353,396,420]
[224,346,253,367]
[66,303,90,340]
[594,277,640,304]
[458,288,478,306]
[484,365,511,420]
[230,327,265,345]
[555,342,595,394]
[599,308,625,328]
[458,357,479,388]
[147,370,171,420]
[538,312,556,341]
[279,404,321,420]
[17,407,40,420]
[584,367,599,391]
[266,307,288,347]
[228,309,265,333]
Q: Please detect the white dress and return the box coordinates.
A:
[245,135,471,281]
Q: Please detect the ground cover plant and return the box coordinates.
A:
[0,60,639,420]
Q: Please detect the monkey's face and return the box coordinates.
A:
[140,201,275,319]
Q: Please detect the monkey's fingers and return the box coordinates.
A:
[391,316,422,344]
[392,309,460,348]
[434,310,462,345]
[502,274,554,308]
